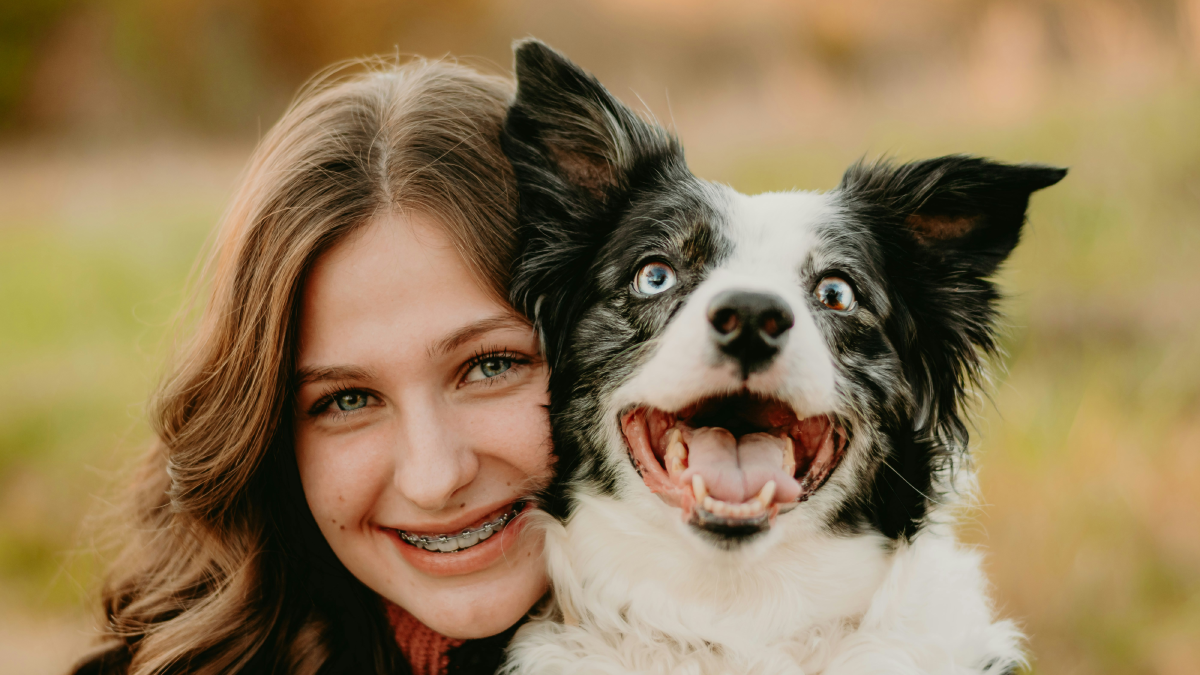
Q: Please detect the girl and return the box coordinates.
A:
[73,57,552,675]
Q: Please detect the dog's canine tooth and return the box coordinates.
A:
[692,474,708,502]
[702,496,717,513]
[782,435,796,477]
[757,481,776,508]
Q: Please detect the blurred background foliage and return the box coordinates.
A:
[1,0,1198,673]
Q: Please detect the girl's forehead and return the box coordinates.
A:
[297,213,526,373]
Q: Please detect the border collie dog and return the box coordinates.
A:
[500,40,1064,675]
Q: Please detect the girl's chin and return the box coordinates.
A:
[391,550,549,639]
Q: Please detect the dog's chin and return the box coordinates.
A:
[621,392,847,548]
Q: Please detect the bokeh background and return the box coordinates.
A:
[2,1,1198,673]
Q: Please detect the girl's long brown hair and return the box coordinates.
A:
[74,57,518,675]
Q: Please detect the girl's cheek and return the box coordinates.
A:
[296,429,391,530]
[488,392,553,475]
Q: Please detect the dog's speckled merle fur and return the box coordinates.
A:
[501,39,1064,675]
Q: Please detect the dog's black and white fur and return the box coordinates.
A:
[500,40,1064,675]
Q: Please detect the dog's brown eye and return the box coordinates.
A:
[633,262,677,296]
[816,276,854,311]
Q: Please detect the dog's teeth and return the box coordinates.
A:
[666,428,683,448]
[667,457,685,475]
[782,436,796,476]
[757,481,776,507]
[699,495,769,519]
[665,433,688,477]
[692,474,708,502]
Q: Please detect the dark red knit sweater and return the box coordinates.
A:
[387,603,465,675]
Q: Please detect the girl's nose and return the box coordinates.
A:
[391,398,478,512]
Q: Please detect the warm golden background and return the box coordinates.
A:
[1,1,1198,673]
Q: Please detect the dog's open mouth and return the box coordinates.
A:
[621,392,847,539]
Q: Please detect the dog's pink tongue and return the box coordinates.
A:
[681,429,801,504]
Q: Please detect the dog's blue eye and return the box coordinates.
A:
[816,276,855,311]
[634,262,677,296]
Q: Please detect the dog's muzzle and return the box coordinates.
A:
[621,393,848,546]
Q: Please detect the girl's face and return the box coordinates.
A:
[294,212,551,639]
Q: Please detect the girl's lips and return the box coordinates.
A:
[384,503,534,578]
[393,501,519,539]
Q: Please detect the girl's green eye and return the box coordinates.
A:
[465,356,514,383]
[335,392,368,411]
[479,357,512,378]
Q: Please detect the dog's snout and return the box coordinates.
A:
[707,290,794,377]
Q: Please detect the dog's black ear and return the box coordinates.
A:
[504,40,683,368]
[841,155,1065,275]
[840,156,1064,452]
[506,39,676,202]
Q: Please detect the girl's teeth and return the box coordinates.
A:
[398,506,517,553]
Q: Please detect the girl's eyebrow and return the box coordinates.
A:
[428,314,530,358]
[294,316,530,387]
[294,365,374,388]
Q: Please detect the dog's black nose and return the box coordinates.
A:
[707,289,794,377]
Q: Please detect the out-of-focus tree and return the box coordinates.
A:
[107,0,500,131]
[2,0,1198,142]
[0,0,80,130]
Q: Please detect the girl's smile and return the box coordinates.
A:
[385,500,532,577]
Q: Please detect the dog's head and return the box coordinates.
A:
[504,40,1064,549]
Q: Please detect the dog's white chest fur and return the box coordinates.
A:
[504,496,1020,675]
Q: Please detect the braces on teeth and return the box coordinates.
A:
[397,505,520,553]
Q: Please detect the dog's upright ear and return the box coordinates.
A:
[504,39,683,367]
[842,155,1066,276]
[840,155,1065,446]
[505,39,678,203]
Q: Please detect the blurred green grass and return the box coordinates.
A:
[1,83,1198,674]
[0,147,225,614]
